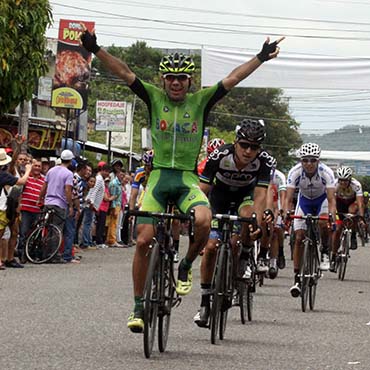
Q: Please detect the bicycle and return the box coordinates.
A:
[209,211,256,344]
[25,208,63,264]
[335,213,359,281]
[289,214,329,312]
[127,204,195,359]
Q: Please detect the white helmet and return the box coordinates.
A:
[336,166,352,180]
[298,143,321,158]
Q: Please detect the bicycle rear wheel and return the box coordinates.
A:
[309,243,319,310]
[143,242,160,359]
[25,224,62,264]
[210,243,226,345]
[338,233,350,281]
[158,256,175,353]
[300,240,310,312]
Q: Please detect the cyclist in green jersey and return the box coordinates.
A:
[80,25,284,333]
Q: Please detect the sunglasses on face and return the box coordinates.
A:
[301,158,318,164]
[163,74,190,82]
[237,141,260,151]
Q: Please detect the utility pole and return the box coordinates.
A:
[19,100,30,151]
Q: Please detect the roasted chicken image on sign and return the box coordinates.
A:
[54,50,91,89]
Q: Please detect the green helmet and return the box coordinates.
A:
[364,191,369,197]
[159,53,195,74]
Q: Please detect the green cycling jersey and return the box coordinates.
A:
[129,78,228,171]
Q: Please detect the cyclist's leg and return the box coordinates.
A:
[317,198,331,270]
[290,200,306,297]
[176,172,211,296]
[171,217,181,262]
[348,202,359,249]
[195,236,218,327]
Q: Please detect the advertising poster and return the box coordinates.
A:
[51,19,95,110]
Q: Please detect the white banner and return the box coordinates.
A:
[96,100,132,132]
[104,102,133,148]
[201,47,370,90]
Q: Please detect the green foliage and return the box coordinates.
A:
[357,176,370,192]
[0,0,52,114]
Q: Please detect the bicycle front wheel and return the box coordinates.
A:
[210,243,226,345]
[143,242,160,359]
[219,247,233,340]
[25,224,62,264]
[338,233,350,281]
[300,240,310,312]
[309,242,320,310]
[158,256,175,353]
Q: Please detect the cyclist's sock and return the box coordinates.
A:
[278,246,284,256]
[200,283,211,306]
[180,257,192,271]
[294,271,300,284]
[173,239,179,252]
[133,296,143,314]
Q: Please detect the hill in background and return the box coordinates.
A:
[301,125,370,151]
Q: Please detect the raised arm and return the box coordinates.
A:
[80,25,136,86]
[222,37,284,91]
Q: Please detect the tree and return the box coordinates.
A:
[0,0,52,115]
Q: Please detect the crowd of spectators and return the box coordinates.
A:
[0,136,134,270]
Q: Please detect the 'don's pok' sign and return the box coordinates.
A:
[51,19,95,110]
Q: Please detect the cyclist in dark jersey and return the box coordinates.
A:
[194,119,275,327]
[80,26,284,333]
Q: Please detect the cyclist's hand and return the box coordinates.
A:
[248,224,262,241]
[263,209,274,224]
[79,23,100,54]
[257,36,285,62]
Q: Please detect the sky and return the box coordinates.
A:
[48,0,370,135]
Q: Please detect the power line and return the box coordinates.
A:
[50,3,370,41]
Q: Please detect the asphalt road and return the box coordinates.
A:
[1,237,370,370]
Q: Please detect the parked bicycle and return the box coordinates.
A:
[25,208,63,264]
[126,204,195,358]
[209,210,257,344]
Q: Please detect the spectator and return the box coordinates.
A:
[18,159,45,263]
[96,176,114,248]
[63,160,81,263]
[110,158,124,180]
[120,174,133,246]
[38,149,74,262]
[81,175,97,249]
[106,170,124,247]
[0,148,32,268]
[41,157,50,175]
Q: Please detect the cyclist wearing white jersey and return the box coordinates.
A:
[285,143,336,298]
[266,167,287,277]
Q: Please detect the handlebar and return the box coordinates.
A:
[125,206,196,243]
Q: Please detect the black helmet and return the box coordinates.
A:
[236,119,266,143]
[159,53,195,74]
